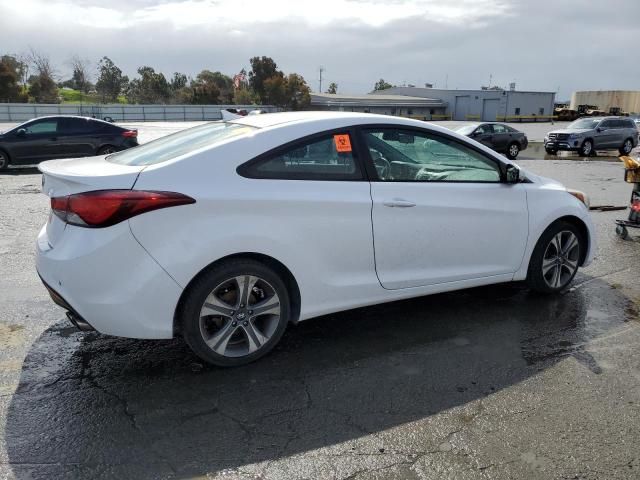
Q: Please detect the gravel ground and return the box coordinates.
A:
[1,124,639,480]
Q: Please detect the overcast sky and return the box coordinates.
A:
[1,0,638,99]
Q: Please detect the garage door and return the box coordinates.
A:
[454,96,470,121]
[482,99,500,121]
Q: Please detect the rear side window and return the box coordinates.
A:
[59,118,92,134]
[239,132,362,180]
[107,122,256,166]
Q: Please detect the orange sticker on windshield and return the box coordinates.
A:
[334,134,352,153]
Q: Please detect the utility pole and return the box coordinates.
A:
[318,66,324,93]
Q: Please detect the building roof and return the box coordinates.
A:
[372,86,556,96]
[310,93,445,107]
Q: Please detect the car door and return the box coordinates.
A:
[57,118,100,158]
[8,118,65,163]
[595,119,616,148]
[491,123,511,152]
[361,126,529,290]
[470,123,495,149]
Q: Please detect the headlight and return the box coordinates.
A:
[568,133,580,139]
[567,189,590,208]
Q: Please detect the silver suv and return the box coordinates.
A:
[544,116,638,156]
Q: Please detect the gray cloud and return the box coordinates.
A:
[0,0,638,99]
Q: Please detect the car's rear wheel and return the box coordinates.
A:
[579,139,593,157]
[0,150,10,171]
[97,145,117,155]
[527,221,583,294]
[181,259,290,367]
[506,142,520,159]
[619,138,634,156]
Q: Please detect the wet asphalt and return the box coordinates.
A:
[1,126,640,479]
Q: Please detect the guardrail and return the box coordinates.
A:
[464,114,481,121]
[0,103,278,123]
[495,115,557,122]
[431,114,453,120]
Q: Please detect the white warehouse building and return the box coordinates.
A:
[372,86,556,122]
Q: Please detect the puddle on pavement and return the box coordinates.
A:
[522,143,623,162]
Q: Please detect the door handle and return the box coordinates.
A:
[383,198,416,208]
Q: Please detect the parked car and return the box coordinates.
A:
[544,116,637,156]
[454,122,528,159]
[36,112,595,366]
[0,116,138,171]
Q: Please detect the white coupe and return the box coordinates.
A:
[36,112,595,366]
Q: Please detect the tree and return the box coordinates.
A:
[262,75,287,106]
[249,56,283,104]
[285,73,311,110]
[0,56,25,102]
[66,55,92,93]
[373,78,393,91]
[95,57,129,103]
[326,82,338,94]
[233,88,255,105]
[191,70,234,104]
[125,66,170,104]
[27,48,59,103]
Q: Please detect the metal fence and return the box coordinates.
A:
[0,103,278,123]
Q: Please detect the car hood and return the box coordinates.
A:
[518,166,565,189]
[547,128,591,135]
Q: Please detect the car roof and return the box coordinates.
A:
[230,111,411,129]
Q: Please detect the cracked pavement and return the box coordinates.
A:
[1,125,640,479]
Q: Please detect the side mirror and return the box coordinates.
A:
[505,164,520,183]
[596,127,603,132]
[16,128,26,137]
[472,130,482,136]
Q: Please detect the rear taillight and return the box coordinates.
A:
[50,190,195,228]
[122,130,138,138]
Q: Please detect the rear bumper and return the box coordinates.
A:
[36,221,182,339]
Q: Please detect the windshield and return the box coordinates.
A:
[568,118,601,130]
[454,125,477,135]
[107,122,257,166]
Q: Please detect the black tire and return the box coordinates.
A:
[544,147,557,155]
[526,221,583,294]
[97,145,117,156]
[181,259,290,367]
[616,225,629,240]
[0,149,10,171]
[619,138,634,156]
[506,142,520,160]
[579,139,593,157]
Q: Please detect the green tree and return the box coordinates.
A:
[263,75,287,106]
[95,57,129,103]
[27,49,59,103]
[285,73,311,110]
[68,55,92,93]
[0,56,24,102]
[373,78,393,91]
[233,88,255,105]
[249,56,283,104]
[125,66,170,104]
[326,82,338,94]
[191,70,234,104]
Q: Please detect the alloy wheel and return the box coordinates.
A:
[542,231,580,289]
[582,141,592,156]
[623,139,632,154]
[198,275,281,358]
[509,144,519,158]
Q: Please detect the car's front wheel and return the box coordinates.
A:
[181,259,290,367]
[0,150,10,171]
[506,142,520,159]
[527,221,583,294]
[579,139,593,157]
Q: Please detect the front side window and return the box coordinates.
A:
[363,128,501,182]
[475,124,493,134]
[242,132,362,180]
[568,118,600,129]
[25,120,58,135]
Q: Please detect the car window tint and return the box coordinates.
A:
[26,120,58,134]
[476,124,493,134]
[363,128,501,182]
[248,133,361,180]
[59,118,91,134]
[492,124,507,133]
[600,120,614,129]
[107,122,256,166]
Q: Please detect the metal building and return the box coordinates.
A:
[372,87,556,122]
[570,91,640,115]
[309,93,447,119]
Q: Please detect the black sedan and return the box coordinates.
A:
[454,122,528,159]
[0,116,138,171]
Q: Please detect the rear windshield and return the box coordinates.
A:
[107,122,256,166]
